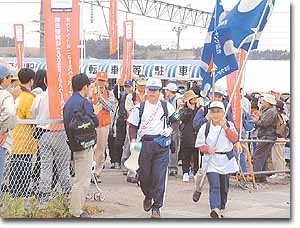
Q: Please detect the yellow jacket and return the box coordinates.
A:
[11,88,38,155]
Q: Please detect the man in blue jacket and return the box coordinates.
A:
[63,73,99,218]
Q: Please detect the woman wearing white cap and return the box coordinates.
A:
[194,101,239,218]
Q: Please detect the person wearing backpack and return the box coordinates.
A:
[127,78,180,218]
[250,94,277,183]
[0,64,16,189]
[194,101,239,218]
[63,73,99,218]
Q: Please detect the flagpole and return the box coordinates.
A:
[211,0,218,101]
[224,0,271,119]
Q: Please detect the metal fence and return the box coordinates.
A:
[0,120,73,218]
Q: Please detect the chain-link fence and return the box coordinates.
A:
[0,119,74,218]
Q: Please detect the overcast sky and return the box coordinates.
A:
[0,0,290,50]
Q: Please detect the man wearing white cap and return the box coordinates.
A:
[127,78,180,218]
[250,93,277,183]
[163,82,180,176]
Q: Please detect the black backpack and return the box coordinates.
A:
[137,100,169,129]
[68,99,97,151]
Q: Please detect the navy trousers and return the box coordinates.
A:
[253,142,274,179]
[206,172,229,210]
[138,140,169,209]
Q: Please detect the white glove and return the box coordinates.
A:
[160,127,173,137]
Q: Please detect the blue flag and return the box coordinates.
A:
[200,0,228,97]
[217,0,275,51]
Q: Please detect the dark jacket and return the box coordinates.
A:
[63,92,99,151]
[179,107,198,149]
[255,106,277,140]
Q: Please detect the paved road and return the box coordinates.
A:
[87,167,290,219]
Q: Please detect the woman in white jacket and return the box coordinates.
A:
[0,64,16,188]
[194,101,239,218]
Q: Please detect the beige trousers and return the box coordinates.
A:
[271,141,286,171]
[94,125,110,176]
[69,147,94,217]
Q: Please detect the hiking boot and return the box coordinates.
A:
[210,208,221,218]
[151,208,161,219]
[71,211,91,218]
[169,170,177,176]
[143,197,153,212]
[183,173,189,182]
[127,176,138,183]
[192,190,201,202]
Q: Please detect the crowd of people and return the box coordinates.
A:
[0,62,291,218]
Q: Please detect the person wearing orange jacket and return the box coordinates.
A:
[92,72,115,182]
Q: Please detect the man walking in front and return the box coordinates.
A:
[63,74,99,218]
[127,78,180,218]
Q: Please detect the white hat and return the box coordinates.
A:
[209,101,225,112]
[146,78,162,90]
[210,86,225,96]
[261,93,276,105]
[163,83,177,92]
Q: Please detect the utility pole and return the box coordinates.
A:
[40,0,44,57]
[172,25,187,60]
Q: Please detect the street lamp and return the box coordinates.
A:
[172,24,187,60]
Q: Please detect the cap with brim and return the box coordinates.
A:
[209,101,225,112]
[96,72,108,81]
[124,80,133,87]
[210,86,225,96]
[261,93,276,105]
[146,78,162,90]
[0,64,14,79]
[163,83,177,92]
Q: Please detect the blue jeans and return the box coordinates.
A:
[0,147,7,188]
[233,149,248,173]
[207,172,229,210]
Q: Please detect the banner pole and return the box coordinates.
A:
[211,0,218,101]
[224,0,272,119]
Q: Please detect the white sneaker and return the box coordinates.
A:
[183,173,189,182]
